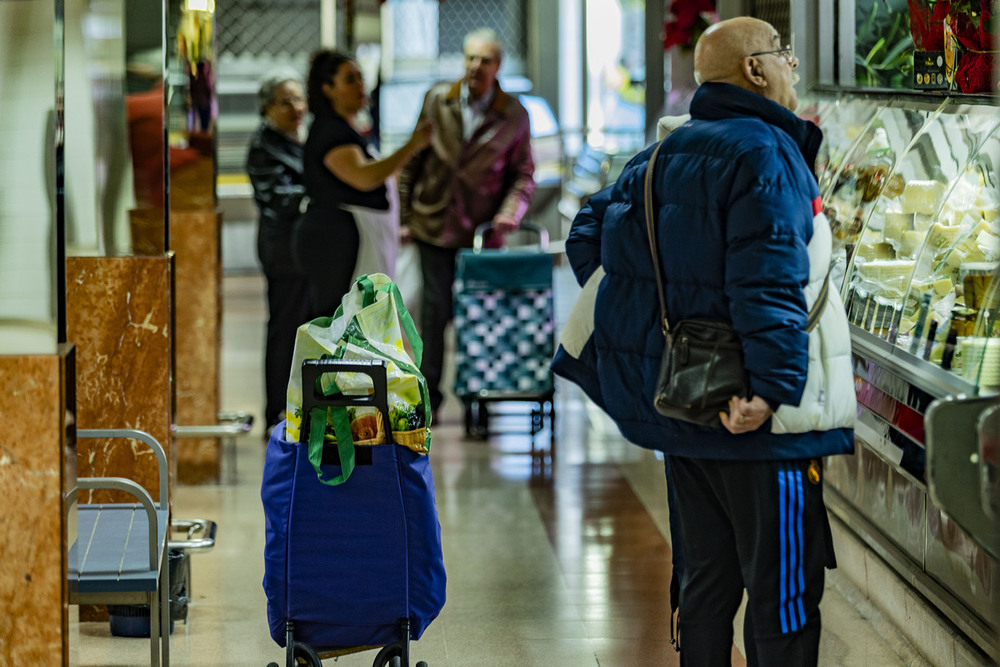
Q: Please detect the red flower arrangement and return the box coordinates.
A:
[908,0,952,49]
[910,0,996,92]
[948,0,995,92]
[663,0,718,50]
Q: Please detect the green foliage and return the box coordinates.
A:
[855,0,915,88]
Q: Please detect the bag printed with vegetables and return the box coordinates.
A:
[285,273,431,454]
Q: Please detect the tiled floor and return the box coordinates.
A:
[76,271,916,666]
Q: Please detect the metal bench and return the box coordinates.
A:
[69,429,170,666]
[172,410,254,483]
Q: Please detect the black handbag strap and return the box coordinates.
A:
[643,141,831,339]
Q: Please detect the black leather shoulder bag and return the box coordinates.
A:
[644,141,829,428]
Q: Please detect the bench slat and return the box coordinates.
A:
[75,504,168,594]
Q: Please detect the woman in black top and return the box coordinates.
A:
[296,49,432,317]
[246,70,311,434]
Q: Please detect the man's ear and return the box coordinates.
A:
[321,82,335,99]
[741,56,767,88]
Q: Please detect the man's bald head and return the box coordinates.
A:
[694,17,778,86]
[692,16,799,110]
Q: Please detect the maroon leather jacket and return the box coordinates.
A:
[398,80,535,249]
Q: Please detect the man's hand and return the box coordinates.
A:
[492,214,519,235]
[718,395,773,434]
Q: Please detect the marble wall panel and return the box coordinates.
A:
[172,209,222,483]
[0,346,75,666]
[66,256,173,503]
[129,206,167,256]
[170,153,215,212]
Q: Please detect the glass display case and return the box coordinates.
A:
[800,88,999,647]
[806,88,1000,396]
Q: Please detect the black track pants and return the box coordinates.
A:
[668,456,836,667]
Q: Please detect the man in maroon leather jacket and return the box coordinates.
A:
[398,27,535,416]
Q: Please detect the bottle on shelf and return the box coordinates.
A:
[856,127,902,203]
[940,325,959,370]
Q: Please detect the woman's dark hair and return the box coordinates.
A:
[307,49,354,117]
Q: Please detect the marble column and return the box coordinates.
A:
[66,255,173,502]
[172,208,223,483]
[0,345,76,666]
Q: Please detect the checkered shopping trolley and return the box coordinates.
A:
[452,223,556,448]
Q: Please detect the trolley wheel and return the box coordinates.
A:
[293,643,323,666]
[463,399,489,439]
[476,401,489,436]
[372,644,402,667]
[463,399,475,436]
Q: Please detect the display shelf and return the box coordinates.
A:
[851,324,980,398]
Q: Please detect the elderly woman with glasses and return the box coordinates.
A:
[247,69,312,436]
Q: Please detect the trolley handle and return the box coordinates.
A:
[300,359,392,445]
[473,221,549,253]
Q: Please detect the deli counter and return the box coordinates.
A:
[800,87,999,656]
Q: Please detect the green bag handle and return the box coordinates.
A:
[305,350,357,486]
[330,275,376,320]
[341,277,424,368]
[382,280,424,368]
[307,403,355,486]
[358,274,376,306]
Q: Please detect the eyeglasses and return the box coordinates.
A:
[748,45,795,65]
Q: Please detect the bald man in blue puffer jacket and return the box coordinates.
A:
[558,16,857,666]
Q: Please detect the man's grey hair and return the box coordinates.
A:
[463,27,503,60]
[257,68,302,115]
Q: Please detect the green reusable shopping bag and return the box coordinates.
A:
[285,273,431,485]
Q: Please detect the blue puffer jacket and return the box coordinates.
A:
[563,82,854,461]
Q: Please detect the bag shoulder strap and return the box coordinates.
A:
[643,141,670,337]
[644,140,831,337]
[805,267,832,333]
